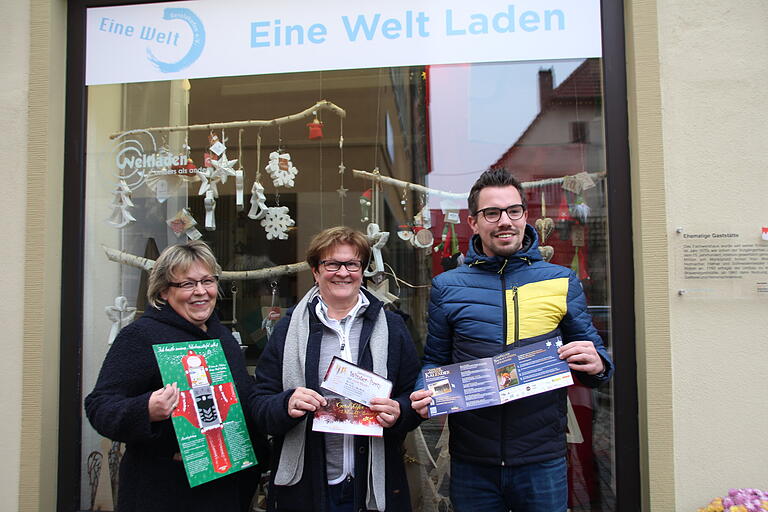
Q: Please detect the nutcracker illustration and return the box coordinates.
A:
[172,350,238,473]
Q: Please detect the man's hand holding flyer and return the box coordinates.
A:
[423,334,574,417]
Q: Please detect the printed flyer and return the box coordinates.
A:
[320,356,393,407]
[312,398,383,437]
[153,339,257,487]
[423,335,573,418]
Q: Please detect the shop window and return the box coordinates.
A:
[79,58,616,512]
[74,4,623,510]
[571,121,589,143]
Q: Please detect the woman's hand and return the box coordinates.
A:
[148,383,180,422]
[370,397,401,428]
[287,387,327,418]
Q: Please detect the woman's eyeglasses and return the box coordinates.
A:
[168,275,219,290]
[319,260,362,272]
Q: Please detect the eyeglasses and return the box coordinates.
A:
[319,260,362,272]
[168,275,219,290]
[474,204,526,223]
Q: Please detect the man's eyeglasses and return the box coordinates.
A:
[474,204,526,223]
[168,275,219,290]
[319,260,362,272]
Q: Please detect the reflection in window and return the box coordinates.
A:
[82,59,615,511]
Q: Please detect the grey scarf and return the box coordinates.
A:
[274,286,389,511]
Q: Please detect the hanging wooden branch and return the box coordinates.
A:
[110,100,346,139]
[102,245,309,280]
[351,169,606,197]
[352,169,467,200]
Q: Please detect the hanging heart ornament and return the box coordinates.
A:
[535,217,555,244]
[538,245,555,262]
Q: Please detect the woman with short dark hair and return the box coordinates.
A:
[253,226,421,511]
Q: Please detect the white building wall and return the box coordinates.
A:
[0,0,30,506]
[658,0,768,508]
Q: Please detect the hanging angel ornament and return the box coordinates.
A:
[260,206,295,240]
[105,296,136,344]
[204,190,216,231]
[107,180,136,228]
[364,223,389,277]
[233,128,248,211]
[265,152,298,188]
[248,181,269,220]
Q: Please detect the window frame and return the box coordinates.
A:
[59,0,638,509]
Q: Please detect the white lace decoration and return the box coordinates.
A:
[260,206,295,240]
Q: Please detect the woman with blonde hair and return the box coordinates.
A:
[86,240,265,512]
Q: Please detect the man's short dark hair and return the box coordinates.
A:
[467,168,527,214]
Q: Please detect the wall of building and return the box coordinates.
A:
[627,0,768,509]
[3,0,766,510]
[0,0,31,506]
[0,0,67,510]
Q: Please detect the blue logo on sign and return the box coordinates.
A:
[146,8,205,73]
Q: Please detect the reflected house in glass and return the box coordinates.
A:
[493,58,614,509]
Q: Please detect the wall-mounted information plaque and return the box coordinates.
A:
[671,227,768,299]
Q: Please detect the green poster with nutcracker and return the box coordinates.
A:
[153,339,257,487]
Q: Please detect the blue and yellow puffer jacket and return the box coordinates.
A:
[422,225,613,467]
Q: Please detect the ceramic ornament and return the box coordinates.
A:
[210,153,238,184]
[359,189,372,222]
[166,208,201,239]
[411,227,434,249]
[397,225,414,241]
[260,206,295,240]
[571,194,591,224]
[307,113,323,140]
[105,296,136,344]
[197,165,221,198]
[416,204,432,230]
[107,180,137,229]
[248,181,268,220]
[265,151,298,188]
[204,189,216,231]
[235,170,244,210]
[364,223,389,277]
[208,133,226,156]
[366,278,399,305]
[535,193,555,262]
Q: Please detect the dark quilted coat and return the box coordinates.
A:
[85,305,267,512]
[422,225,614,467]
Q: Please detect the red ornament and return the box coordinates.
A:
[307,119,324,140]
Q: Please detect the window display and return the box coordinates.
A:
[80,2,616,511]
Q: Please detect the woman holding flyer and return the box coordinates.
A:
[85,240,266,512]
[253,226,421,512]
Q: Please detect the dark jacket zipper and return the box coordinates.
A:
[499,261,508,466]
[512,286,519,347]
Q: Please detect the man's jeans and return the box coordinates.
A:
[450,457,568,512]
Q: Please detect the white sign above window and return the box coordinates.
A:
[86,0,602,85]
